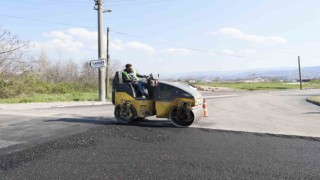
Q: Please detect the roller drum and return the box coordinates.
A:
[168,105,203,127]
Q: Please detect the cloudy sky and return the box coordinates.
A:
[1,0,320,74]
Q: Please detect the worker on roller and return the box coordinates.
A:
[122,63,149,98]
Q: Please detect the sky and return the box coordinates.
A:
[1,0,320,75]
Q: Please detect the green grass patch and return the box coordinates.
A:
[0,92,99,104]
[0,74,98,98]
[196,82,320,91]
[0,73,103,103]
[307,96,320,103]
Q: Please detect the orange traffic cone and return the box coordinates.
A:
[203,99,210,117]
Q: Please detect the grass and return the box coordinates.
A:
[196,81,320,91]
[0,73,114,103]
[307,96,320,104]
[1,80,318,103]
[0,92,99,104]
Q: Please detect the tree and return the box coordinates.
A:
[0,28,28,78]
[80,61,98,87]
[62,58,80,82]
[108,59,123,79]
[33,50,51,81]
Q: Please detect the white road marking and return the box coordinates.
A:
[204,94,239,99]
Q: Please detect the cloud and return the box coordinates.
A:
[67,28,97,41]
[220,49,236,56]
[110,39,124,51]
[162,48,191,55]
[34,28,99,53]
[126,41,156,54]
[109,39,156,54]
[44,31,74,41]
[32,28,156,59]
[239,49,257,56]
[212,28,287,45]
[32,36,84,52]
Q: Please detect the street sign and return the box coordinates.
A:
[89,59,106,68]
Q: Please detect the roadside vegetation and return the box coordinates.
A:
[307,96,320,104]
[0,74,99,103]
[1,28,319,103]
[0,69,104,103]
[0,28,120,103]
[195,80,320,91]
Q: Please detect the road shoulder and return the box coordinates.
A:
[0,101,112,110]
[307,96,320,106]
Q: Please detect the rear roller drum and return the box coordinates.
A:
[114,105,136,124]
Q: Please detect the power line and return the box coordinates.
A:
[110,29,306,62]
[106,0,176,6]
[1,15,96,30]
[107,0,174,3]
[0,0,92,5]
[1,15,244,57]
[0,15,301,60]
[0,0,175,6]
[110,30,245,58]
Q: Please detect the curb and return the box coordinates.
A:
[306,98,320,106]
[0,101,113,110]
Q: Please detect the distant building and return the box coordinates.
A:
[244,77,268,83]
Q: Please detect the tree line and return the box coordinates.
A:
[0,28,122,98]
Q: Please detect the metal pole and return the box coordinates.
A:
[95,0,106,102]
[298,56,302,90]
[106,27,110,98]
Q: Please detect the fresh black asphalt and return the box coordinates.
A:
[1,122,320,179]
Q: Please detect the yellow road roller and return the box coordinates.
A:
[112,71,204,127]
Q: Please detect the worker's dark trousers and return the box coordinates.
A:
[133,81,148,96]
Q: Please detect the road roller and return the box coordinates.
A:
[112,71,204,127]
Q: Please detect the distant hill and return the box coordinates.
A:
[162,66,320,81]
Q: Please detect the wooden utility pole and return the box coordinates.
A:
[298,56,302,90]
[106,27,110,98]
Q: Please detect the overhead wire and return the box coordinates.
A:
[0,15,302,61]
[110,30,245,58]
[105,0,176,6]
[1,15,96,30]
[0,0,93,8]
[0,0,92,4]
[1,14,244,57]
[0,0,175,6]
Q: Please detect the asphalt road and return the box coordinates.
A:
[195,89,320,137]
[1,124,320,179]
[0,89,320,179]
[0,105,116,155]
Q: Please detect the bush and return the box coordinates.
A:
[310,80,320,84]
[0,80,16,98]
[0,73,97,99]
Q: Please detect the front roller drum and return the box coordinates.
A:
[168,106,203,127]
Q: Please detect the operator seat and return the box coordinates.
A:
[112,71,136,104]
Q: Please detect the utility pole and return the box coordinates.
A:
[94,0,106,102]
[106,27,110,98]
[298,56,302,90]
